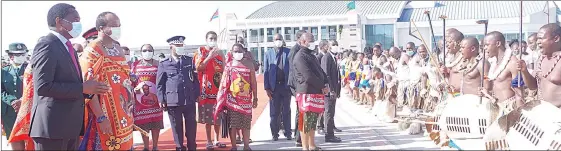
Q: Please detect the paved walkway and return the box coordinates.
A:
[0,79,441,150]
[246,89,439,150]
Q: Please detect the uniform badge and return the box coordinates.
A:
[16,44,22,50]
[179,37,184,41]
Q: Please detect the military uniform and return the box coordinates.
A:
[156,36,200,151]
[1,43,28,139]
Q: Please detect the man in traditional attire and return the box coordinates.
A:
[2,43,29,150]
[440,28,465,98]
[485,23,561,150]
[455,38,492,95]
[157,36,200,151]
[479,31,524,117]
[132,44,164,151]
[409,44,438,112]
[194,31,227,149]
[79,12,135,150]
[293,32,328,151]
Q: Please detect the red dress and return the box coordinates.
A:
[193,46,224,105]
[131,60,164,129]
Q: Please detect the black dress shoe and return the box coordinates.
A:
[325,136,342,143]
[273,136,279,141]
[334,128,342,132]
[176,146,187,151]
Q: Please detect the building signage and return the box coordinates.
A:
[231,15,358,29]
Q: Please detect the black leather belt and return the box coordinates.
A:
[276,81,285,85]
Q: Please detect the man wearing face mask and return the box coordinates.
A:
[157,36,200,151]
[81,11,141,150]
[263,34,292,141]
[2,43,29,151]
[193,31,227,149]
[288,30,307,147]
[316,40,343,143]
[31,3,111,150]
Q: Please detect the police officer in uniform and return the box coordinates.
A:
[156,36,200,151]
[1,43,29,150]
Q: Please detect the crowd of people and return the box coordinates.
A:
[2,2,561,151]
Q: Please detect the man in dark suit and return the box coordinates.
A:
[264,34,292,141]
[288,30,307,147]
[157,36,201,151]
[316,40,343,142]
[30,3,109,150]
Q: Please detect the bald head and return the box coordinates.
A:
[300,32,315,49]
[484,31,506,57]
[461,37,479,58]
[389,46,401,59]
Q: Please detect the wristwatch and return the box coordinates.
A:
[97,115,108,123]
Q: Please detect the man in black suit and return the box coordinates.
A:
[30,3,109,150]
[157,36,201,151]
[316,40,343,142]
[288,30,307,147]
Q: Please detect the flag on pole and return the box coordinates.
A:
[347,0,356,11]
[209,9,219,22]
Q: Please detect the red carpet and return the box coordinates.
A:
[134,75,270,150]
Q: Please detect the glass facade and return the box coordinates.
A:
[259,28,264,43]
[249,29,258,43]
[328,26,337,40]
[365,24,394,50]
[267,28,274,42]
[311,27,318,41]
[293,27,300,40]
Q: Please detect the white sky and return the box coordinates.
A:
[1,1,274,51]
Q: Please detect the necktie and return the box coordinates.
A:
[65,41,81,76]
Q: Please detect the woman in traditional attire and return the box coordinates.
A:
[7,62,34,150]
[131,44,164,151]
[214,44,258,150]
[79,12,135,150]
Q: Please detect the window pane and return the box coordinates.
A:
[250,29,258,43]
[284,27,292,41]
[329,26,337,40]
[321,26,328,40]
[267,28,274,42]
[311,27,318,41]
[250,47,258,60]
[276,27,282,34]
[259,28,264,43]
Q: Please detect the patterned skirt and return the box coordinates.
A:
[227,110,252,130]
[198,103,221,125]
[297,111,320,133]
[136,121,164,131]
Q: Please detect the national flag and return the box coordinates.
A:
[347,0,356,11]
[209,9,219,22]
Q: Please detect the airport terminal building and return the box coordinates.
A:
[225,1,560,65]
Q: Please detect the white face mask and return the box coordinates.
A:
[331,46,338,52]
[307,43,316,50]
[141,52,154,60]
[64,20,82,38]
[124,55,131,61]
[175,46,187,55]
[233,52,244,61]
[108,27,121,41]
[274,40,283,47]
[207,41,217,48]
[12,55,27,64]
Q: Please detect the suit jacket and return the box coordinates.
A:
[156,56,200,107]
[320,52,341,98]
[29,33,85,139]
[263,47,290,92]
[293,47,326,94]
[1,63,27,115]
[287,44,301,95]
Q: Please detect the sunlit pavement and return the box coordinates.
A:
[1,88,442,150]
[245,89,439,150]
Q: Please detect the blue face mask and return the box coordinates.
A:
[407,50,416,56]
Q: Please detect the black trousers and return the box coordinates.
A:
[33,137,78,150]
[167,104,197,151]
[318,96,337,137]
[269,86,292,138]
[294,98,301,143]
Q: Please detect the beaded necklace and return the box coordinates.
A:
[102,43,120,56]
[536,52,561,99]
